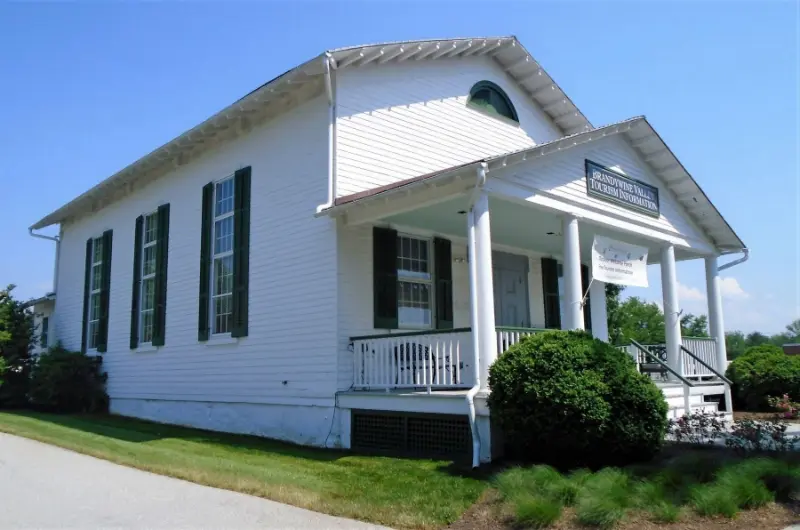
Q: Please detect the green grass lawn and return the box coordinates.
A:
[2,411,798,529]
[0,411,486,529]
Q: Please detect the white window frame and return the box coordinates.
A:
[210,176,235,336]
[139,211,158,345]
[86,236,104,351]
[396,234,434,330]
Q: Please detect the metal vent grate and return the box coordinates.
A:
[351,410,471,459]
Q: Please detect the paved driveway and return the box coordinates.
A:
[0,433,390,530]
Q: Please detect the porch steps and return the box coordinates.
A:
[659,380,725,419]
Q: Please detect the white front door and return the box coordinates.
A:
[493,252,530,328]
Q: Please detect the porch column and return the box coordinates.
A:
[474,189,498,391]
[562,214,584,330]
[705,256,728,371]
[589,277,609,341]
[660,245,683,376]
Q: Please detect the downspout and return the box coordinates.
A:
[718,248,749,271]
[316,52,338,214]
[466,162,489,468]
[29,228,61,293]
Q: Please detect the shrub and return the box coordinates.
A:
[727,344,800,410]
[28,346,108,413]
[488,330,668,467]
[725,419,800,453]
[667,411,726,445]
[0,285,35,408]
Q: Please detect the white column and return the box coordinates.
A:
[660,245,683,376]
[589,278,609,341]
[474,190,497,391]
[705,256,728,369]
[562,214,584,330]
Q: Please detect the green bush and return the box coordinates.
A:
[514,495,562,529]
[726,344,800,410]
[28,346,108,413]
[488,330,668,467]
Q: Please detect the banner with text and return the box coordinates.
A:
[591,235,649,287]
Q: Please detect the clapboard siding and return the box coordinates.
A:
[54,95,338,406]
[336,57,562,197]
[335,223,549,390]
[498,135,712,250]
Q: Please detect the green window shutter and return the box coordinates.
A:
[231,167,251,338]
[541,257,561,330]
[81,238,92,353]
[581,265,592,333]
[130,216,144,349]
[152,203,171,346]
[433,237,453,329]
[373,226,398,329]
[198,183,213,341]
[96,229,113,353]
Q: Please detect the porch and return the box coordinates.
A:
[349,327,724,393]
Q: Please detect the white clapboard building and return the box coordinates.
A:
[28,37,746,464]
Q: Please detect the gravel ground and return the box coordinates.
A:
[0,433,391,530]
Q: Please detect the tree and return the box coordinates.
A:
[745,331,770,348]
[786,319,800,340]
[615,297,666,344]
[769,332,793,347]
[605,283,625,345]
[726,331,747,360]
[680,313,709,337]
[0,285,35,407]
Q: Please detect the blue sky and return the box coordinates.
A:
[1,2,797,334]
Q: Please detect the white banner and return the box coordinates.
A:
[591,236,649,287]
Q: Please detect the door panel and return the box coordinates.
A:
[493,252,530,328]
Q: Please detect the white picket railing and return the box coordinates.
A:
[621,338,719,380]
[351,327,545,391]
[682,337,719,379]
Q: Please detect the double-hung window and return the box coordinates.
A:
[396,235,433,329]
[139,212,158,344]
[198,168,251,341]
[211,177,235,335]
[87,237,104,350]
[372,227,452,330]
[130,204,170,349]
[83,230,112,353]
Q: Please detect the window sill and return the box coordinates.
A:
[204,335,239,347]
[134,344,159,354]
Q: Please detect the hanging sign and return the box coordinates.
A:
[592,235,649,287]
[585,160,660,216]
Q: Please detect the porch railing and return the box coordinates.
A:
[621,337,720,380]
[350,327,545,391]
[681,337,718,379]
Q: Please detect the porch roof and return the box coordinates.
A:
[321,116,746,253]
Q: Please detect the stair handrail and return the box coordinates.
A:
[629,340,695,388]
[680,345,732,385]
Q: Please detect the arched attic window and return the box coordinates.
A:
[467,81,519,123]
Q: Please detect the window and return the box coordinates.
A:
[211,177,235,335]
[87,237,104,350]
[468,81,519,123]
[40,316,49,349]
[198,167,251,341]
[397,235,432,328]
[139,212,158,344]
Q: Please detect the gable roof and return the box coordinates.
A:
[324,116,746,253]
[31,36,589,230]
